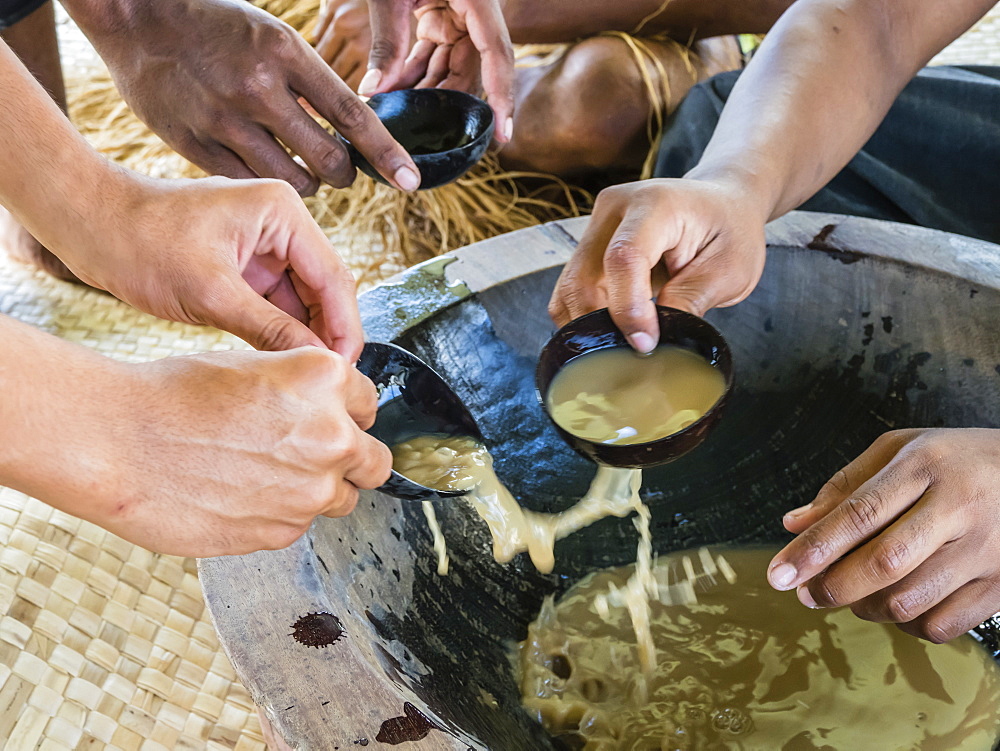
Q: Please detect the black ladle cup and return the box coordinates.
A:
[341,88,494,190]
[357,342,485,501]
[535,307,735,469]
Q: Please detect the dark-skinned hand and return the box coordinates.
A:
[313,0,374,91]
[69,0,420,194]
[358,0,514,142]
[768,428,1000,643]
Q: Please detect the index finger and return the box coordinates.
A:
[343,365,380,430]
[284,207,366,360]
[768,453,933,593]
[289,50,421,191]
[461,0,515,141]
[800,486,965,611]
[783,430,922,533]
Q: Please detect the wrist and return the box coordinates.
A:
[59,0,146,37]
[683,162,778,224]
[0,318,130,526]
[25,157,144,282]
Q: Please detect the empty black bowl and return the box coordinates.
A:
[535,307,734,468]
[357,341,486,501]
[342,88,494,190]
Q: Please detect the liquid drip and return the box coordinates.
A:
[517,547,1000,751]
[547,346,725,445]
[392,435,667,673]
[421,501,449,576]
[392,435,647,575]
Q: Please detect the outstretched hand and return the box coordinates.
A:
[768,428,1000,643]
[359,0,514,142]
[549,178,768,352]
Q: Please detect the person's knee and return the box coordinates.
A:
[506,37,649,175]
[557,37,644,148]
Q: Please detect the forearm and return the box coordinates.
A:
[0,41,131,260]
[502,0,791,44]
[686,0,995,222]
[0,314,124,522]
[57,0,150,36]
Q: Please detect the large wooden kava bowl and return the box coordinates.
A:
[201,213,1000,750]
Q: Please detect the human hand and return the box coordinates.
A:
[96,347,391,557]
[359,0,514,142]
[59,173,365,358]
[72,0,420,193]
[548,178,767,352]
[314,0,374,91]
[768,428,1000,643]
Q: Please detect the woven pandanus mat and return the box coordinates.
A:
[0,251,267,751]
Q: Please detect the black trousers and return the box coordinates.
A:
[0,0,47,30]
[655,66,1000,246]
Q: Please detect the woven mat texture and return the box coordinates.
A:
[1,7,1000,751]
[0,256,263,751]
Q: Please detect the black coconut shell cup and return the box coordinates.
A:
[342,88,494,190]
[357,341,486,501]
[536,306,734,468]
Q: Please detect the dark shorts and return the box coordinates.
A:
[0,0,46,30]
[655,66,1000,246]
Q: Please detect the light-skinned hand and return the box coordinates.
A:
[58,173,365,358]
[100,347,391,557]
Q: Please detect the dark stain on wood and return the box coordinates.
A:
[807,223,865,264]
[376,703,442,744]
[290,612,345,648]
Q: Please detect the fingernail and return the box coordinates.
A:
[784,503,812,520]
[394,166,420,192]
[503,117,513,142]
[769,562,797,590]
[628,332,657,354]
[797,585,819,609]
[358,68,382,97]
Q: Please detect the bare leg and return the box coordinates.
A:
[502,35,742,180]
[1,1,79,283]
[505,0,796,45]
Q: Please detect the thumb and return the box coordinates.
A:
[200,278,326,352]
[360,0,412,96]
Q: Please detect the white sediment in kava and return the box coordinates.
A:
[517,547,1000,750]
[390,346,1000,749]
[546,345,725,445]
[390,345,730,673]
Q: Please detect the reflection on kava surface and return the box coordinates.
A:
[516,548,1000,751]
[390,355,1000,750]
